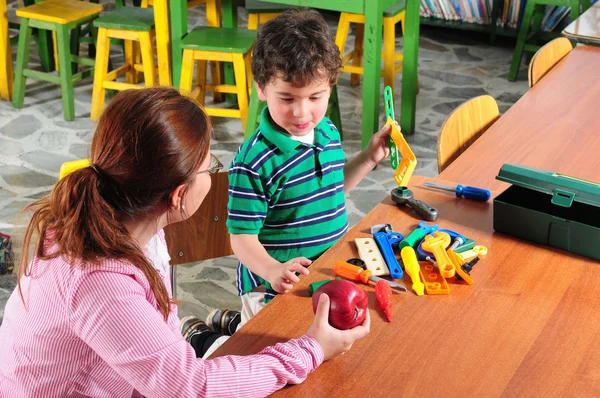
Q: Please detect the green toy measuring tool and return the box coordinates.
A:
[384,86,399,170]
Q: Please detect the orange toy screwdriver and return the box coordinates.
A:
[334,261,407,292]
[376,280,393,322]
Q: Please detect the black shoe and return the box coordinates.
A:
[180,316,211,343]
[205,309,241,336]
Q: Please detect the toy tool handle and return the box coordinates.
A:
[455,185,491,201]
[384,86,399,170]
[407,198,439,221]
[334,261,370,284]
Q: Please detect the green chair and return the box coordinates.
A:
[508,0,591,81]
[12,0,103,120]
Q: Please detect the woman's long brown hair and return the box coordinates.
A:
[18,87,212,320]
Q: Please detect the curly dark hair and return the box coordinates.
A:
[252,8,342,89]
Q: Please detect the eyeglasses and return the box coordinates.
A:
[197,153,223,175]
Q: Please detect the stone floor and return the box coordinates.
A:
[0,2,529,323]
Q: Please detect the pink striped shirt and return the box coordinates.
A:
[0,232,323,397]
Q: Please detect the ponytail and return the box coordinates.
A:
[19,88,211,320]
[19,165,172,320]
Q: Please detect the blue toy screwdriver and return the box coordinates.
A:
[423,181,491,202]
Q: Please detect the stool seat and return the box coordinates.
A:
[384,0,405,16]
[16,0,102,25]
[93,7,155,32]
[244,0,291,13]
[181,27,256,53]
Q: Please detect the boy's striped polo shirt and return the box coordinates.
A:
[227,108,348,302]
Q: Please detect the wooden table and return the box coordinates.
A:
[209,46,600,396]
[563,2,600,46]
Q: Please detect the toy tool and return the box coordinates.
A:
[391,186,438,221]
[375,280,393,322]
[423,182,491,202]
[355,238,389,276]
[400,247,425,296]
[457,245,488,262]
[371,224,404,279]
[418,261,450,295]
[399,221,438,250]
[422,232,456,278]
[384,86,400,171]
[334,261,407,292]
[446,249,474,285]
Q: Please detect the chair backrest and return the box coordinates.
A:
[528,37,573,88]
[437,95,499,173]
[164,171,233,265]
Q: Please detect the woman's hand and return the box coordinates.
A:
[306,293,371,361]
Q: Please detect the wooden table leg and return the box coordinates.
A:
[400,0,420,135]
[361,2,385,149]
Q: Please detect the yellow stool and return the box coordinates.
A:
[179,27,256,132]
[0,0,13,101]
[90,7,157,121]
[335,1,407,93]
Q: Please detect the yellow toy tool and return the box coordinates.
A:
[384,86,416,187]
[422,232,456,279]
[400,246,425,296]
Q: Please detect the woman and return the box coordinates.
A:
[0,87,370,397]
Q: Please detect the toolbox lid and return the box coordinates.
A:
[496,164,600,208]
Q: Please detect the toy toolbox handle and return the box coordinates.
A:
[384,86,399,170]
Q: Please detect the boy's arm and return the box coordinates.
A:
[230,234,310,293]
[343,124,392,193]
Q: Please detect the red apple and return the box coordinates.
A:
[312,279,368,330]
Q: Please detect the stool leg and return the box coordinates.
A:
[233,53,249,132]
[245,50,252,94]
[12,18,32,109]
[179,49,195,95]
[382,17,395,94]
[34,28,54,72]
[91,28,110,121]
[327,84,343,140]
[139,32,156,87]
[350,23,364,86]
[56,24,75,121]
[206,0,223,103]
[508,0,536,81]
[334,12,350,58]
[248,14,259,30]
[70,26,82,74]
[124,40,136,84]
[0,0,13,101]
[195,59,207,105]
[244,80,265,140]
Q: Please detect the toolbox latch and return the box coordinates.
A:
[551,189,575,208]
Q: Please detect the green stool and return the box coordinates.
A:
[508,0,591,81]
[244,82,343,141]
[12,0,103,120]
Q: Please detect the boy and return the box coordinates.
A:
[227,8,393,322]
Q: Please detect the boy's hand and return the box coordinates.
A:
[267,257,312,293]
[364,122,398,167]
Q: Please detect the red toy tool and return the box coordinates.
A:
[375,280,393,322]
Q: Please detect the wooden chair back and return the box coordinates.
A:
[437,95,499,173]
[528,37,573,87]
[164,171,233,266]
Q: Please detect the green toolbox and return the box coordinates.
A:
[494,164,600,260]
